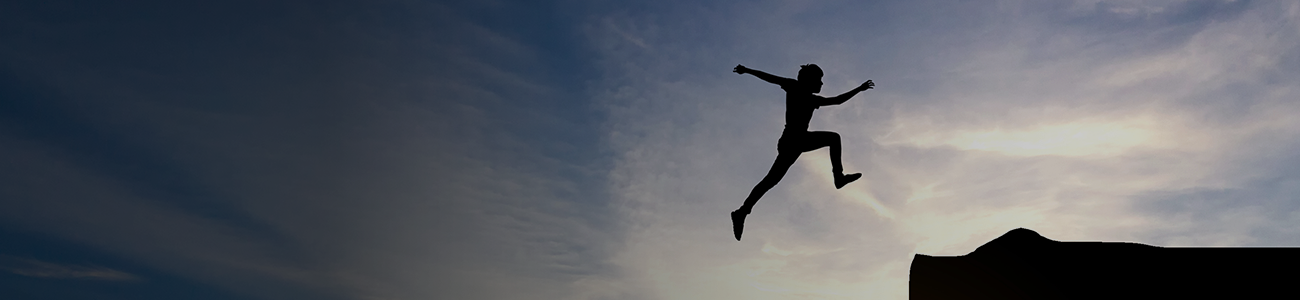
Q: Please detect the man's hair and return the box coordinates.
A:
[798,64,823,80]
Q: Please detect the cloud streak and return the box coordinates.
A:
[1,256,138,281]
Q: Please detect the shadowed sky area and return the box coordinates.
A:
[2,0,1299,299]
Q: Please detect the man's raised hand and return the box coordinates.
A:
[857,80,875,91]
[733,64,748,74]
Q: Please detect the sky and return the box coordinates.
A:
[1,0,1298,299]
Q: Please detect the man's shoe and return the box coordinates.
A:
[731,210,747,241]
[835,173,862,189]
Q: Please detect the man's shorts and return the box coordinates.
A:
[777,131,827,153]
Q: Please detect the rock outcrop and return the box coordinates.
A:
[910,228,1300,299]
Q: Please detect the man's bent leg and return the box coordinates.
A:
[805,131,844,174]
[807,131,859,189]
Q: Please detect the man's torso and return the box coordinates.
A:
[781,84,818,133]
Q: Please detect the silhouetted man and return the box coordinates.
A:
[730,63,874,241]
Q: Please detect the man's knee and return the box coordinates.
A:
[814,131,840,143]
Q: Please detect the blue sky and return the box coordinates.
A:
[3,0,1299,299]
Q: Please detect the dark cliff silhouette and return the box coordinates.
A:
[911,228,1300,299]
[729,64,874,241]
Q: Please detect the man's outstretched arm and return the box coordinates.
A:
[816,80,874,106]
[734,64,796,86]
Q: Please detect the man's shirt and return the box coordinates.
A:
[779,81,830,133]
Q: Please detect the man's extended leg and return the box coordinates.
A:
[732,152,799,240]
[806,131,860,189]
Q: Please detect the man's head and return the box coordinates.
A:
[797,64,823,93]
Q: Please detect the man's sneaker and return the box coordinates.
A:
[730,210,747,241]
[835,173,862,189]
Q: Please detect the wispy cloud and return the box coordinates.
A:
[1,256,138,281]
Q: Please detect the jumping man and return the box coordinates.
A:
[730,63,874,241]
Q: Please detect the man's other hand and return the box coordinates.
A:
[857,80,874,91]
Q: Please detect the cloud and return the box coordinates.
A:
[879,116,1167,157]
[1,256,138,281]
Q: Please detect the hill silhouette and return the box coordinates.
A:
[911,228,1300,299]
